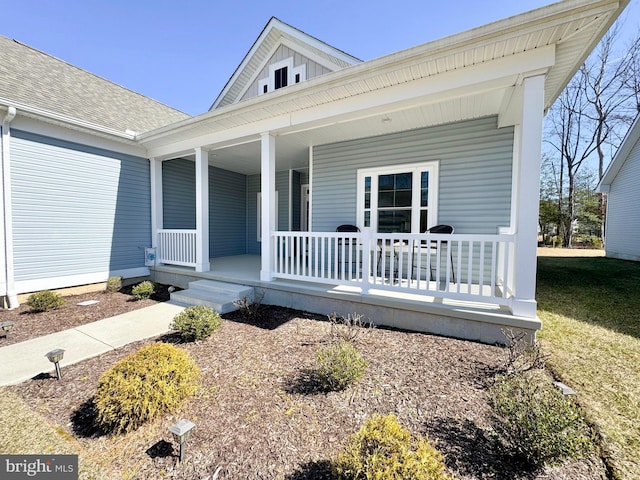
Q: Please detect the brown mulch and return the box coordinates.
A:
[3,292,608,479]
[0,285,172,346]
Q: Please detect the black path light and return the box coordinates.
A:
[0,321,14,338]
[169,419,195,463]
[45,349,65,379]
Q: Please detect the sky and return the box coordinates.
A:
[2,0,639,116]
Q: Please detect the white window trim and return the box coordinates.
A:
[356,161,439,233]
[258,57,306,96]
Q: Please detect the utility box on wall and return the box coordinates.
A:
[144,248,157,267]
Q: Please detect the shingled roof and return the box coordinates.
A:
[0,35,189,133]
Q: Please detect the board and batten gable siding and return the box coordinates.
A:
[312,117,514,233]
[10,130,151,290]
[606,134,640,261]
[162,159,248,258]
[241,44,332,102]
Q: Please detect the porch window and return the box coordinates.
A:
[357,162,438,233]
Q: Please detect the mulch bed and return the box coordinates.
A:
[3,290,608,479]
[0,285,171,346]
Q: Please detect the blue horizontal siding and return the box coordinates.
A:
[10,130,150,281]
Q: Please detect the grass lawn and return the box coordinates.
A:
[537,255,640,480]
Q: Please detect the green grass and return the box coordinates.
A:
[537,256,640,480]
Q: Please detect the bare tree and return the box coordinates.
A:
[544,23,639,247]
[581,25,640,240]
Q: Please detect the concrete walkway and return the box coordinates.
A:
[0,302,185,386]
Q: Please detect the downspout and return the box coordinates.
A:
[1,106,18,309]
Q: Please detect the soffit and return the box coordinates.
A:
[140,0,628,168]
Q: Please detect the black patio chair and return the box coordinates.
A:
[412,224,455,282]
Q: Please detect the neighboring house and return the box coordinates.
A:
[597,114,640,261]
[1,1,629,343]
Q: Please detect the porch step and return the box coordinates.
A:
[170,280,254,314]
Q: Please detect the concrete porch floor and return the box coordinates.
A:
[151,255,541,345]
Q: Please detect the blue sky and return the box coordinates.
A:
[2,0,639,115]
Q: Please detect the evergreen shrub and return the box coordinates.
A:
[94,343,200,434]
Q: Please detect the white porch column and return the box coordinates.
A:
[260,133,276,281]
[195,147,210,272]
[511,74,545,318]
[149,158,163,260]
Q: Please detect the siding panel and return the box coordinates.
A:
[313,117,513,234]
[606,135,640,260]
[11,130,150,282]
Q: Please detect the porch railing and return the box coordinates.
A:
[272,231,516,307]
[157,229,197,267]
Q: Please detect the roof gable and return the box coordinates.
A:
[210,17,361,110]
[0,35,190,134]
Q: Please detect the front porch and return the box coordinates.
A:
[151,240,541,345]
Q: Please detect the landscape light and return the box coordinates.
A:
[0,321,14,338]
[169,419,195,463]
[45,349,65,380]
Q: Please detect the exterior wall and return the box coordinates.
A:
[210,166,246,257]
[10,129,151,292]
[241,44,332,102]
[247,171,290,254]
[162,159,247,258]
[312,116,513,234]
[606,134,640,261]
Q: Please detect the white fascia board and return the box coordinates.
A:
[0,97,137,142]
[146,46,555,159]
[597,114,640,191]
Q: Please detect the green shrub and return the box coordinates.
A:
[26,290,64,312]
[333,413,454,480]
[105,276,122,293]
[170,305,222,342]
[94,343,200,434]
[488,370,592,467]
[316,340,367,391]
[131,280,155,300]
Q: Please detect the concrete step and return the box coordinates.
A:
[170,280,254,314]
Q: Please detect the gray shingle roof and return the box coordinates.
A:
[0,35,189,133]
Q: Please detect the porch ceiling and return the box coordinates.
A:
[138,0,628,175]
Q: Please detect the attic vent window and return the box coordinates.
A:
[258,57,306,96]
[274,66,288,90]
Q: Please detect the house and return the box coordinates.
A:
[0,0,629,344]
[597,114,640,261]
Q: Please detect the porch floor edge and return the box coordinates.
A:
[151,259,539,345]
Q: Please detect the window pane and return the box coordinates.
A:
[378,174,393,190]
[395,173,412,189]
[378,210,411,233]
[395,190,412,207]
[364,211,370,227]
[420,210,428,233]
[421,171,429,188]
[421,190,429,207]
[421,171,429,207]
[365,192,370,209]
[275,67,288,89]
[378,191,394,207]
